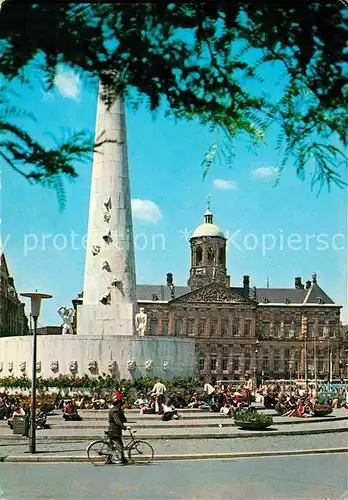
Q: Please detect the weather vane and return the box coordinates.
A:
[207,193,212,211]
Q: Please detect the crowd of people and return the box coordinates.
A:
[1,378,347,431]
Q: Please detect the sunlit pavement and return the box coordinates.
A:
[0,454,347,499]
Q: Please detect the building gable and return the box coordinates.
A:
[170,282,257,305]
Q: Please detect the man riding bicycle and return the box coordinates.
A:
[107,398,131,465]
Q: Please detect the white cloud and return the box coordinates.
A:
[253,166,278,178]
[131,199,163,224]
[213,178,237,190]
[54,67,81,100]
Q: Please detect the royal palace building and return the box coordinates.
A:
[135,207,345,382]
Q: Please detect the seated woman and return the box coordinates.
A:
[187,392,201,409]
[63,400,82,421]
[7,404,26,430]
[133,393,149,414]
[161,400,181,421]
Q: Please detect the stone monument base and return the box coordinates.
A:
[0,335,196,380]
[77,303,134,336]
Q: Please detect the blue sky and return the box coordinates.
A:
[1,65,347,326]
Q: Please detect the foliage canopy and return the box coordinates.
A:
[1,1,347,204]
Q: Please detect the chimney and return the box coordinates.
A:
[166,273,173,286]
[243,275,250,290]
[294,277,303,290]
[312,273,317,284]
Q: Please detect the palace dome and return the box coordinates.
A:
[191,208,225,238]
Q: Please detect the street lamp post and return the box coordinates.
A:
[20,292,52,454]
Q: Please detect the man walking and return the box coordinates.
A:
[107,398,131,465]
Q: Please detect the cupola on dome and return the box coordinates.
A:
[191,206,225,239]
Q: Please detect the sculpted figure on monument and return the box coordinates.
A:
[102,229,112,244]
[103,210,111,223]
[163,360,169,371]
[36,361,41,372]
[104,196,112,211]
[57,306,75,335]
[100,291,111,305]
[145,359,153,371]
[88,360,98,373]
[69,360,78,373]
[127,359,136,371]
[135,307,147,336]
[8,362,13,372]
[50,361,59,373]
[19,361,26,373]
[0,361,3,372]
[108,360,117,372]
[102,261,111,272]
[92,245,100,256]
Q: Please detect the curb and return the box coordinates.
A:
[1,426,347,442]
[1,415,345,431]
[1,448,347,463]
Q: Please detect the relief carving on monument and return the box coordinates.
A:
[102,261,111,272]
[88,360,98,373]
[100,291,111,305]
[50,361,59,373]
[104,196,112,211]
[108,360,117,372]
[92,245,101,256]
[103,210,111,223]
[145,360,153,371]
[36,361,41,373]
[102,229,113,244]
[163,360,169,371]
[69,360,78,373]
[8,362,13,372]
[19,361,26,373]
[127,359,136,371]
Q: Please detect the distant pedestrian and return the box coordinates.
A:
[149,379,166,414]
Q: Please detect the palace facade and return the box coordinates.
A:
[0,253,28,338]
[136,207,344,382]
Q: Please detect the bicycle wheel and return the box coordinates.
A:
[128,440,154,464]
[87,440,111,466]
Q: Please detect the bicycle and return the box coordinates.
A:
[87,429,154,466]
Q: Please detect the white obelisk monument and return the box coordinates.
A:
[77,83,136,336]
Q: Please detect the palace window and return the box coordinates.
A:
[219,247,226,266]
[221,319,229,337]
[150,318,157,336]
[263,323,270,338]
[222,358,228,371]
[244,358,251,372]
[187,319,195,336]
[210,322,216,337]
[198,320,205,337]
[210,357,217,371]
[199,356,205,371]
[196,246,202,265]
[207,247,215,262]
[244,319,252,336]
[274,359,280,372]
[232,319,240,337]
[175,319,182,336]
[232,358,239,372]
[262,359,269,371]
[163,320,168,336]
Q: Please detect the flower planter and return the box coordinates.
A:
[312,407,333,417]
[235,421,272,430]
